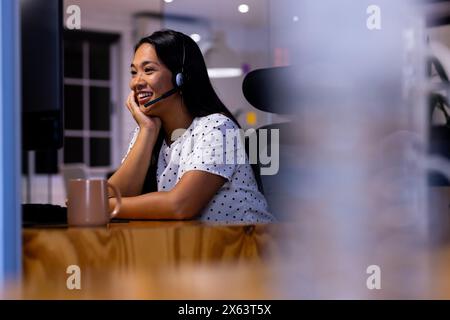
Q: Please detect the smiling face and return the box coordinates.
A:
[129,43,176,114]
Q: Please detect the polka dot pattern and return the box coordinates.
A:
[124,113,275,224]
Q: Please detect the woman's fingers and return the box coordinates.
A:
[126,91,135,114]
[126,91,160,130]
[125,92,131,109]
[129,92,139,109]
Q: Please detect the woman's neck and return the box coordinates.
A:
[161,102,193,146]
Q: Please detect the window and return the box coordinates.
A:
[62,31,120,174]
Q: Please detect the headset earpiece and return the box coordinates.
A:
[172,35,186,89]
[174,73,184,87]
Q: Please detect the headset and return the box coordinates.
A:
[144,36,186,108]
[173,37,186,88]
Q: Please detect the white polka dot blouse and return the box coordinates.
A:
[122,113,275,224]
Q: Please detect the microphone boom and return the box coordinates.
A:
[144,87,178,108]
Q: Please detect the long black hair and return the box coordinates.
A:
[134,29,263,193]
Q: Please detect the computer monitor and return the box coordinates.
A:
[21,0,63,151]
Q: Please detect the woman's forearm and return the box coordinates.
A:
[109,191,197,220]
[108,128,157,197]
[108,170,226,221]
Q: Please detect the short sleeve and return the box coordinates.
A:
[121,126,140,164]
[182,115,245,181]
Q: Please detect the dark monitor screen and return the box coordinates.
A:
[21,0,63,150]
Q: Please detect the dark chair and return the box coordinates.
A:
[242,67,299,219]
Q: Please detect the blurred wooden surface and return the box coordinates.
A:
[18,221,279,299]
[11,217,450,299]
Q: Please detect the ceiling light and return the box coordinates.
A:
[293,16,299,22]
[238,4,249,13]
[204,31,243,79]
[207,68,243,78]
[164,0,173,3]
[190,33,201,42]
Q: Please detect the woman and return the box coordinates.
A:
[108,29,274,223]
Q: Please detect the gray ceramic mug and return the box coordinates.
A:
[67,179,121,226]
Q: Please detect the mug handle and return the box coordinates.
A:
[107,182,121,218]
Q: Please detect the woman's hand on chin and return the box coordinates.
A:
[126,91,162,135]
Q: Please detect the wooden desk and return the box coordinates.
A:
[8,219,450,299]
[17,221,279,299]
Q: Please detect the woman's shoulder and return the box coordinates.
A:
[195,113,238,130]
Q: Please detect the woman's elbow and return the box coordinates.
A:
[173,205,200,220]
[170,195,201,220]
